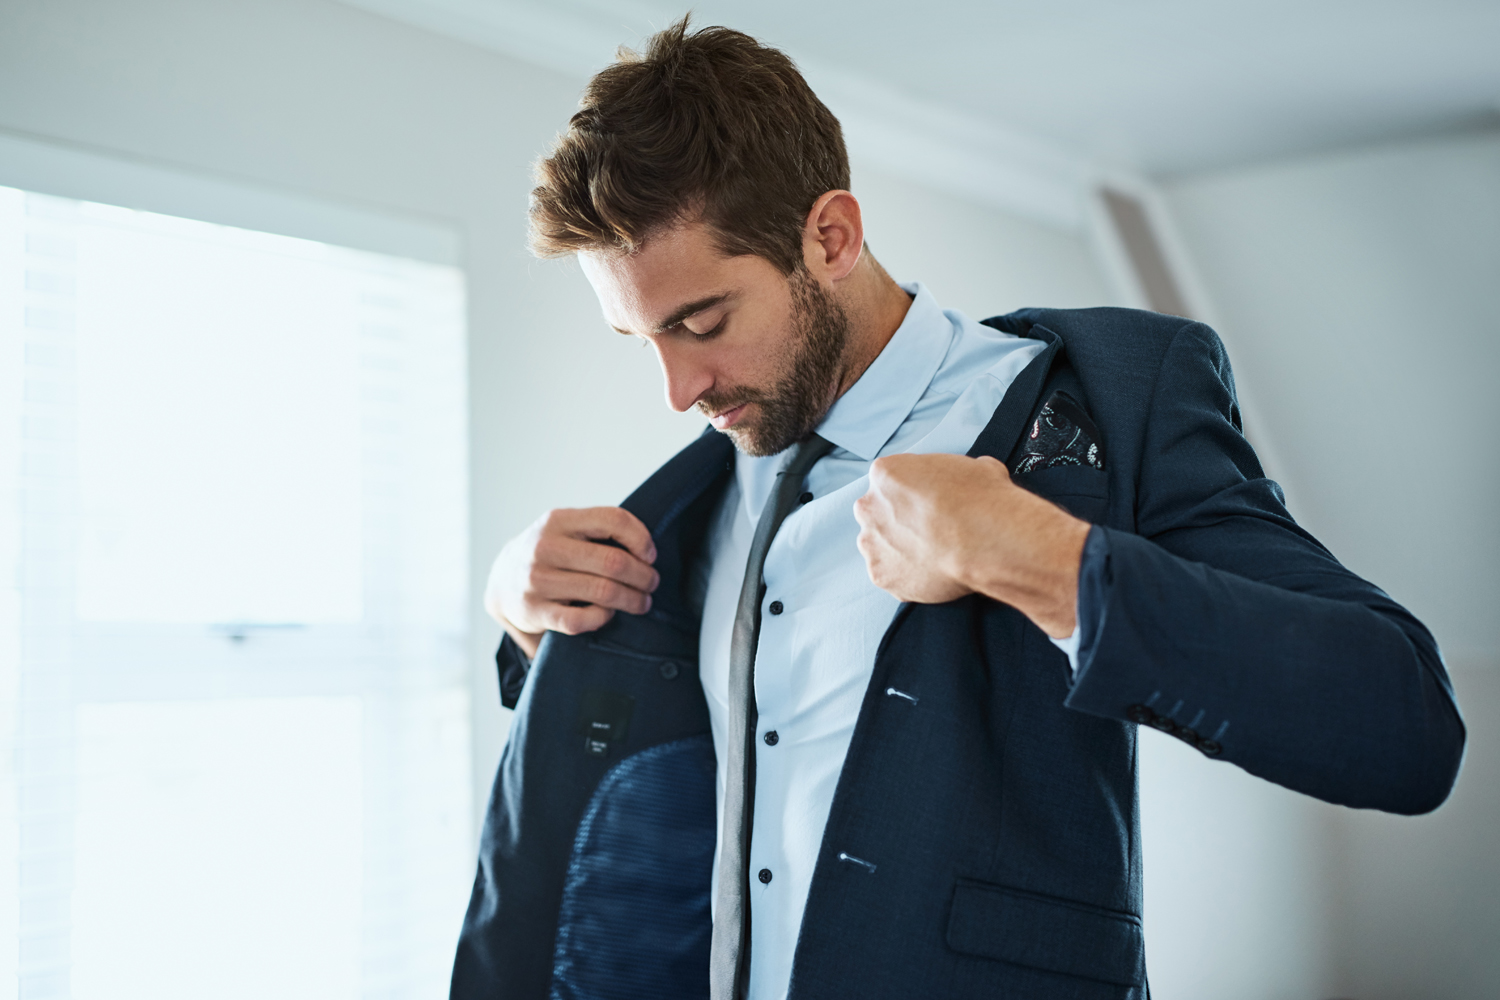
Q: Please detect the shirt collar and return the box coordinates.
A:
[814,282,953,462]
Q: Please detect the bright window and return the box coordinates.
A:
[0,183,471,999]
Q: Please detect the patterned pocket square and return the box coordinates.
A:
[1014,390,1105,474]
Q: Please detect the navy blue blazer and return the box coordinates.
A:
[451,308,1464,1000]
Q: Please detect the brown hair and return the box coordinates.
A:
[529,16,849,274]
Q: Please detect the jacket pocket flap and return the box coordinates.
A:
[946,880,1144,986]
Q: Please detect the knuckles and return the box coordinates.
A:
[600,547,630,579]
[531,533,560,565]
[588,576,619,605]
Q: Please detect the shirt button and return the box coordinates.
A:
[768,600,784,615]
[798,491,813,504]
[758,868,773,884]
[763,730,779,746]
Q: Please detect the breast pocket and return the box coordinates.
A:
[1012,466,1109,524]
[946,879,1145,987]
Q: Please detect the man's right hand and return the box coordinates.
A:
[484,507,660,659]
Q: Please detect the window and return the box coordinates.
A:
[0,178,470,999]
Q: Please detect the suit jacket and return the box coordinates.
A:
[451,307,1465,1000]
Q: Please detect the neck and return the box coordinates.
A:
[831,253,913,401]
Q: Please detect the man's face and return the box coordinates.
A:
[579,222,850,456]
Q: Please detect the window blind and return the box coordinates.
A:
[0,185,471,1000]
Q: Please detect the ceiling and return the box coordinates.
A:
[340,0,1500,224]
[701,0,1500,176]
[343,0,1500,174]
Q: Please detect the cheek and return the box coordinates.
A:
[726,299,799,379]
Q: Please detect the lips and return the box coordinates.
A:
[710,403,748,430]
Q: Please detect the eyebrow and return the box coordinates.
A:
[616,293,730,337]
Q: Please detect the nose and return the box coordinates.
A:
[651,339,714,414]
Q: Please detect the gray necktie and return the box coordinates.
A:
[709,433,835,1000]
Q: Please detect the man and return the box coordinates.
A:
[451,19,1464,1000]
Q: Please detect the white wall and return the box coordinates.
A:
[1164,131,1500,1000]
[852,165,1115,315]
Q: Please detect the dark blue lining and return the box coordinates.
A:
[550,735,717,1000]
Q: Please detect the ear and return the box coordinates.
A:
[801,190,864,283]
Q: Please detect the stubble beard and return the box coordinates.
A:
[697,269,851,458]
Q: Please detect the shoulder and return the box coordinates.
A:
[987,305,1204,353]
[986,307,1230,393]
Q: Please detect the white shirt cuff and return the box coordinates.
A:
[1049,626,1081,677]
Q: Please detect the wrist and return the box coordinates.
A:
[963,513,1089,639]
[501,615,543,659]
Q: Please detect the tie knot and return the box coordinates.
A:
[782,433,834,478]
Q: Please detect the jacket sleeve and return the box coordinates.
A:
[1064,321,1465,815]
[496,632,532,710]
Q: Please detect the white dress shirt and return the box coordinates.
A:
[697,283,1078,1000]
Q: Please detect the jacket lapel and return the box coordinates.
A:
[967,322,1063,463]
[619,426,735,538]
[874,325,1063,652]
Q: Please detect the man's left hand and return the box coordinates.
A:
[853,453,1092,639]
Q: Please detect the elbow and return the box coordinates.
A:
[1383,711,1467,816]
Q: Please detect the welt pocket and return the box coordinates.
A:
[1012,466,1108,522]
[1012,465,1109,500]
[585,637,696,671]
[946,879,1144,987]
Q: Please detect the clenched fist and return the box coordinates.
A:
[485,507,660,658]
[853,453,1090,638]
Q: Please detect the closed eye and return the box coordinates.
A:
[690,316,729,339]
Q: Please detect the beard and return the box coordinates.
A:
[696,269,851,457]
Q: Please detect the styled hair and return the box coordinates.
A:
[529,16,849,274]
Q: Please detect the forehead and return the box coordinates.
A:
[578,223,760,334]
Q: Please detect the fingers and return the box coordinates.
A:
[550,603,616,636]
[529,566,653,616]
[537,533,659,596]
[525,508,656,632]
[852,491,873,527]
[488,506,660,639]
[546,507,657,565]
